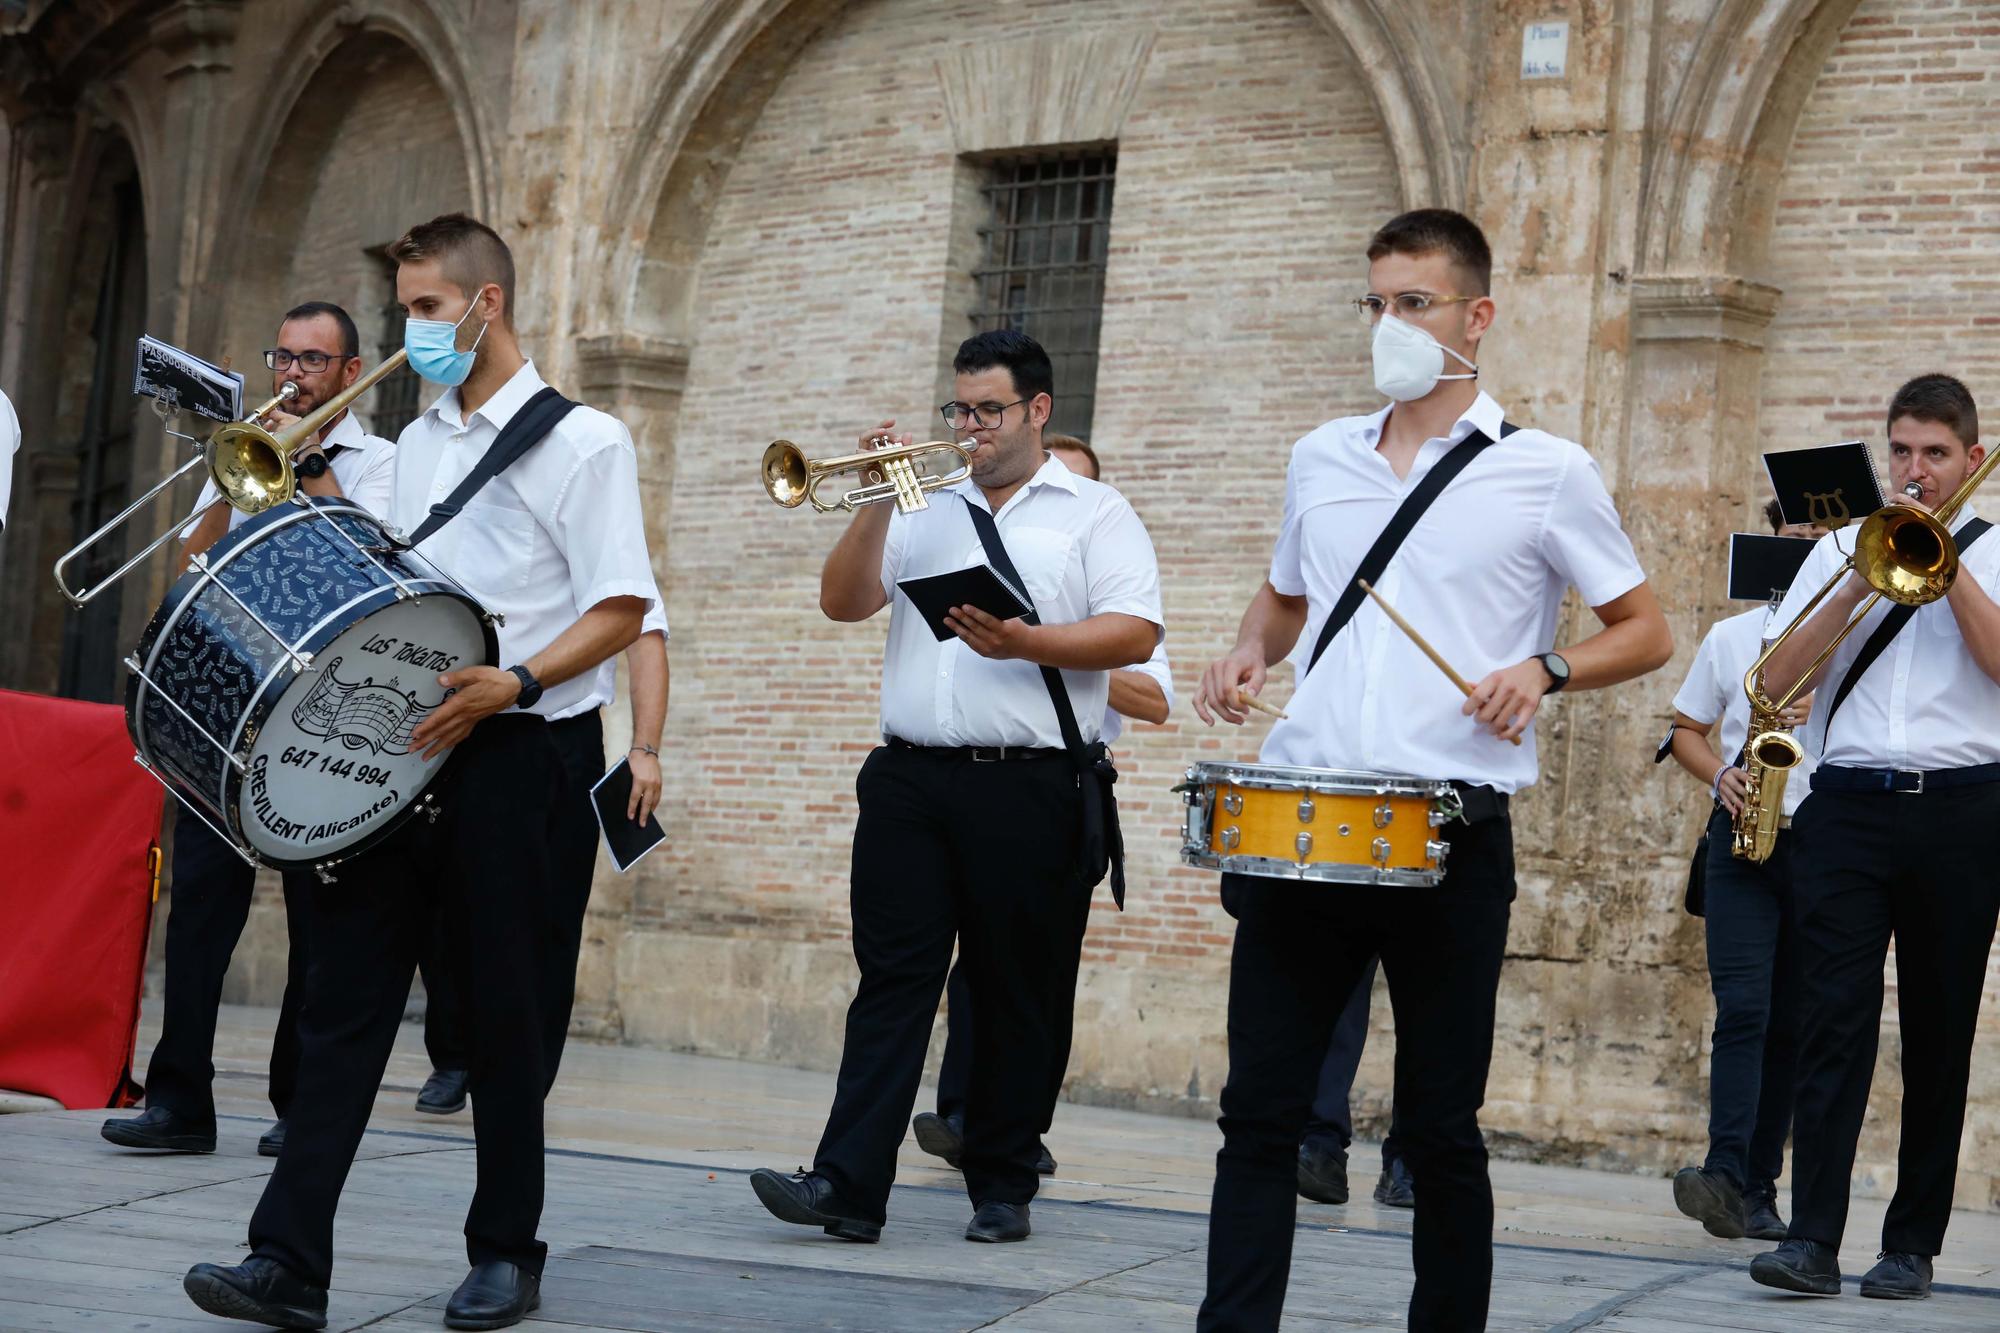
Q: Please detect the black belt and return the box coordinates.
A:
[886,736,1066,763]
[1812,762,2000,795]
[1452,782,1509,824]
[550,706,602,734]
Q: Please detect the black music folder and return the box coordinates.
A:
[896,564,1032,642]
[590,758,666,873]
[1764,441,1883,530]
[1727,532,1818,602]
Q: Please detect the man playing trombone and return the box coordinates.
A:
[1751,374,2000,1301]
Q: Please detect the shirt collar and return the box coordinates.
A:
[321,412,366,450]
[950,448,1079,509]
[1355,390,1506,450]
[425,359,547,433]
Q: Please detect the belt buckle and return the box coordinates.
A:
[971,746,1002,763]
[1902,768,1926,795]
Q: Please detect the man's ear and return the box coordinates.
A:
[1464,295,1497,351]
[342,356,363,389]
[482,282,507,328]
[1030,392,1053,429]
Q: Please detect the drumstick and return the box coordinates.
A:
[1356,579,1523,747]
[1232,688,1288,721]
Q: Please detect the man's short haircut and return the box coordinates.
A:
[1046,432,1099,481]
[387,213,516,326]
[1763,498,1785,534]
[953,328,1055,405]
[1887,373,1978,449]
[1366,208,1494,296]
[282,300,359,359]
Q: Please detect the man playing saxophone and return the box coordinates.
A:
[1750,374,2000,1301]
[1663,498,1824,1244]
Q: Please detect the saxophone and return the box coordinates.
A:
[1731,669,1804,863]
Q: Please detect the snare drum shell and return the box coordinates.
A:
[128,498,496,871]
[1180,760,1453,887]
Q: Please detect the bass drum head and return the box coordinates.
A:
[238,593,488,866]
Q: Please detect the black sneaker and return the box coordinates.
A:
[1742,1185,1787,1242]
[1372,1155,1414,1209]
[1859,1251,1932,1300]
[1296,1140,1350,1205]
[911,1111,964,1168]
[1034,1140,1057,1176]
[416,1068,469,1115]
[1672,1165,1745,1239]
[1749,1238,1841,1295]
[184,1255,328,1329]
[747,1167,881,1242]
[101,1105,216,1154]
[258,1120,287,1158]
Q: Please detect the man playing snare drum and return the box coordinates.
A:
[1192,209,1672,1333]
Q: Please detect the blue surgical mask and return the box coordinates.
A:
[403,298,488,387]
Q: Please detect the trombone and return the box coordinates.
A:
[1736,454,2000,858]
[762,436,972,514]
[54,349,413,606]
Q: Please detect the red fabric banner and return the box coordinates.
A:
[0,688,162,1109]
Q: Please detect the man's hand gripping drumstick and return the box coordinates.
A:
[1356,580,1523,747]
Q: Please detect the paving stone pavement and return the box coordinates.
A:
[1,1005,1996,1331]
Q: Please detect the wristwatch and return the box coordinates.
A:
[295,451,330,480]
[1536,652,1571,693]
[508,664,544,709]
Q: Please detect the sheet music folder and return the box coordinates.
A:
[896,564,1032,642]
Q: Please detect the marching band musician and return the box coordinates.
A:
[182,214,656,1332]
[749,330,1163,1246]
[1749,374,2000,1302]
[912,432,1173,1179]
[1661,498,1826,1244]
[103,301,396,1162]
[1193,209,1672,1332]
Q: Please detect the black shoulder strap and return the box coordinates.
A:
[1823,515,1993,731]
[407,387,579,548]
[961,499,1089,758]
[1305,421,1517,673]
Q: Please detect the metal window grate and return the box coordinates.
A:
[969,150,1116,440]
[371,258,421,439]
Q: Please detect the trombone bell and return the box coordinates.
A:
[761,437,974,514]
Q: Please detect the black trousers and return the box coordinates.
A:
[249,716,565,1286]
[814,745,1088,1222]
[143,805,306,1124]
[1299,957,1403,1169]
[1786,785,2000,1254]
[419,708,603,1086]
[1200,815,1514,1333]
[1698,806,1799,1193]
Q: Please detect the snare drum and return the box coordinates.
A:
[127,496,496,878]
[1179,761,1458,885]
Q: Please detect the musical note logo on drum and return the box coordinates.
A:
[289,657,436,755]
[1804,489,1849,529]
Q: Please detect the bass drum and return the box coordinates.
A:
[128,496,496,877]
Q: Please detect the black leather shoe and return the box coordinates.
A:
[258,1120,287,1158]
[101,1105,216,1153]
[912,1111,964,1168]
[1672,1165,1745,1239]
[1372,1155,1414,1209]
[183,1255,327,1329]
[748,1168,881,1242]
[416,1068,470,1115]
[965,1200,1030,1242]
[1297,1139,1350,1205]
[1860,1251,1932,1300]
[1034,1141,1057,1176]
[1742,1185,1787,1242]
[1750,1238,1842,1295]
[444,1261,541,1329]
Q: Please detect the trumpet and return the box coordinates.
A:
[1735,469,1995,861]
[762,436,973,514]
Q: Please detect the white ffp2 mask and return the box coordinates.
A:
[1371,312,1478,402]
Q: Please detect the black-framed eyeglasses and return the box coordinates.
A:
[939,398,1029,430]
[264,349,353,372]
[1350,293,1475,322]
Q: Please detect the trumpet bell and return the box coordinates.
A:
[207,419,295,515]
[1856,504,1956,606]
[762,440,811,508]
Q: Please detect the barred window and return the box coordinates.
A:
[969,149,1116,440]
[370,254,422,439]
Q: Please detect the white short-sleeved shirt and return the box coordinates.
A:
[585,584,671,711]
[180,411,396,538]
[392,360,657,721]
[878,455,1163,748]
[1259,391,1647,793]
[1773,511,2000,771]
[0,388,19,530]
[1102,639,1174,746]
[1672,607,1815,816]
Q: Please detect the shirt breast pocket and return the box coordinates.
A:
[458,499,539,592]
[1005,526,1075,610]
